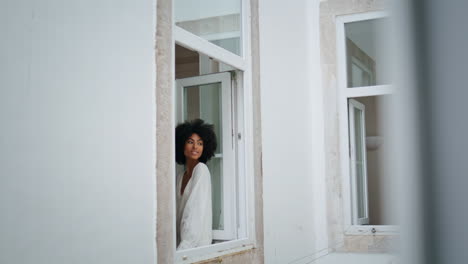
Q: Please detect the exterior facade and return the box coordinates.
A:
[1,0,403,263]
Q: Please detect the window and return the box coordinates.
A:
[173,0,254,262]
[337,12,398,233]
[176,72,237,241]
[174,0,242,56]
[348,99,370,225]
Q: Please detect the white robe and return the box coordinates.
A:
[176,162,213,250]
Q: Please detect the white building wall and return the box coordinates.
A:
[0,1,156,264]
[259,0,328,263]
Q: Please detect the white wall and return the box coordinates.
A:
[0,1,156,263]
[259,0,328,263]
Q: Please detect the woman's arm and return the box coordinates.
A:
[177,164,213,250]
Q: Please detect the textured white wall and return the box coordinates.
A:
[259,0,328,263]
[0,1,156,263]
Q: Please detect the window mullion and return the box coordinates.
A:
[345,84,394,98]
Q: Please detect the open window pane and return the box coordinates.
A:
[349,99,370,225]
[176,72,237,242]
[347,96,399,226]
[345,18,391,88]
[183,82,225,231]
[174,0,242,56]
[354,109,367,219]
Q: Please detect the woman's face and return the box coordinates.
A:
[183,133,204,162]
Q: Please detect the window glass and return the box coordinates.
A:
[174,0,242,56]
[207,157,223,230]
[211,37,241,55]
[183,83,225,230]
[345,18,391,87]
[354,108,366,219]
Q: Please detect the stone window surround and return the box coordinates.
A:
[319,0,398,254]
[155,0,264,263]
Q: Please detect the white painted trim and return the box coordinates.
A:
[345,225,400,235]
[176,72,230,121]
[345,85,394,98]
[336,10,390,25]
[235,71,247,239]
[175,239,254,263]
[348,99,370,225]
[219,71,237,240]
[348,100,359,224]
[175,26,247,71]
[338,95,353,227]
[241,0,257,246]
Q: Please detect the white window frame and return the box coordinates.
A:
[336,11,399,235]
[175,72,237,240]
[172,0,256,262]
[348,99,370,225]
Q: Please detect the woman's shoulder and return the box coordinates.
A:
[193,162,210,178]
[193,163,211,188]
[194,162,209,172]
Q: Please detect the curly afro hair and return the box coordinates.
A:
[175,119,218,165]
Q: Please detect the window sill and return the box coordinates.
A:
[175,238,254,263]
[344,225,399,236]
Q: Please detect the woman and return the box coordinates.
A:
[175,119,217,250]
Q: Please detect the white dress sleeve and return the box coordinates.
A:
[177,163,213,250]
